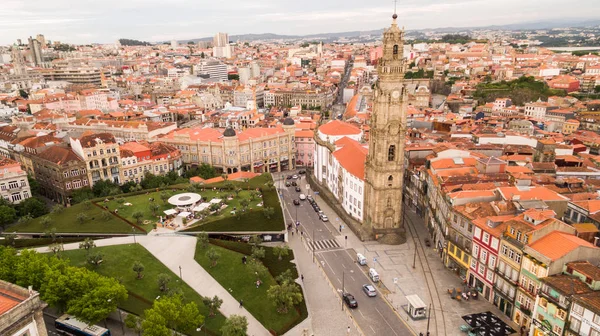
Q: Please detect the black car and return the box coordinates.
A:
[295,186,301,192]
[293,199,300,206]
[291,181,297,186]
[286,175,292,180]
[343,293,358,308]
[298,170,306,174]
[313,206,320,212]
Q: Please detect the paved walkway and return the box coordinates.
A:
[35,235,271,336]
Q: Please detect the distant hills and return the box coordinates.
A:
[166,18,600,44]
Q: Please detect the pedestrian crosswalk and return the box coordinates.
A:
[308,239,341,251]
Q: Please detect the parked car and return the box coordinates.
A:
[295,186,301,192]
[343,293,358,308]
[285,182,291,187]
[299,194,306,200]
[320,214,329,222]
[362,284,377,297]
[293,199,300,206]
[286,175,292,180]
[298,170,306,174]
[313,206,321,212]
[307,195,313,201]
[291,181,297,186]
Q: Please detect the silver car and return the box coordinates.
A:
[362,284,377,297]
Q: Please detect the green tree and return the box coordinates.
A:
[595,85,600,93]
[267,280,303,314]
[0,205,17,230]
[17,197,48,217]
[39,216,52,228]
[133,261,145,279]
[221,315,248,336]
[157,273,171,292]
[48,242,63,256]
[196,232,209,249]
[87,252,103,267]
[82,200,92,210]
[251,246,265,260]
[124,314,143,336]
[224,181,234,190]
[273,245,290,261]
[51,204,65,214]
[141,294,204,336]
[71,188,94,203]
[18,214,32,225]
[248,258,268,281]
[19,89,29,99]
[92,180,121,197]
[101,211,112,221]
[27,174,41,194]
[275,269,295,284]
[132,211,144,224]
[160,191,170,204]
[239,198,250,209]
[249,235,262,247]
[206,248,221,268]
[78,238,96,253]
[266,181,275,190]
[76,212,88,224]
[66,273,127,325]
[149,203,160,216]
[262,206,274,219]
[202,295,223,317]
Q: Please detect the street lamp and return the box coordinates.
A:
[196,322,206,335]
[132,226,137,244]
[341,270,345,311]
[179,266,182,279]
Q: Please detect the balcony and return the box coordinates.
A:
[495,268,518,286]
[493,283,515,300]
[518,282,538,298]
[539,290,569,309]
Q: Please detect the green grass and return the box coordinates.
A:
[62,244,226,335]
[10,203,134,234]
[194,242,303,335]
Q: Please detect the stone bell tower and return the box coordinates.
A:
[363,12,408,244]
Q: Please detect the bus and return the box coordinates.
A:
[54,314,111,336]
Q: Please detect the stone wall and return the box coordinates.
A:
[0,280,48,336]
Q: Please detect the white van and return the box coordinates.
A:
[369,268,380,282]
[299,194,306,200]
[357,253,367,266]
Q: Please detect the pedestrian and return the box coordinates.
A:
[291,231,294,237]
[296,227,298,234]
[347,326,350,334]
[301,274,304,282]
[239,299,243,308]
[256,280,260,288]
[339,225,342,232]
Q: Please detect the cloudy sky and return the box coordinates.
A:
[1,0,599,44]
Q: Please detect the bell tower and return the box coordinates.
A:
[363,12,408,244]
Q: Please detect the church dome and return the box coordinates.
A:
[283,117,295,126]
[223,127,236,137]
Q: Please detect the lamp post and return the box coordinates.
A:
[196,322,206,336]
[426,304,431,336]
[179,266,182,279]
[132,226,137,244]
[341,270,345,311]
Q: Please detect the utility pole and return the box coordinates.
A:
[179,266,182,279]
[341,271,345,311]
[426,304,431,336]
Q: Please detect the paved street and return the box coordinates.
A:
[275,172,415,336]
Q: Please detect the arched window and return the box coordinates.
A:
[388,145,396,161]
[393,45,398,55]
[387,197,392,207]
[388,175,393,187]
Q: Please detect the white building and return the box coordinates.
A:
[196,60,228,82]
[0,158,31,204]
[566,292,600,336]
[330,138,367,221]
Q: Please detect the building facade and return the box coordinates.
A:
[70,133,121,186]
[0,158,31,204]
[120,141,183,184]
[0,280,48,336]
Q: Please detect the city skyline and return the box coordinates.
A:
[1,0,600,44]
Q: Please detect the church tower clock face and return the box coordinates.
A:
[363,12,408,244]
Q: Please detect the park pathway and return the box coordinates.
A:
[34,234,271,336]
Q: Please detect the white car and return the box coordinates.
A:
[320,214,329,222]
[293,175,298,179]
[299,194,306,200]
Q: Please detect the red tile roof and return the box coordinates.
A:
[528,231,596,261]
[332,138,368,180]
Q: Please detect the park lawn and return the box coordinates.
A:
[103,190,180,232]
[10,202,133,234]
[195,242,301,335]
[62,244,226,335]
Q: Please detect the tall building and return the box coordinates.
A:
[213,32,229,47]
[10,45,26,75]
[197,59,228,82]
[171,40,178,49]
[36,34,46,48]
[28,36,42,66]
[363,12,408,244]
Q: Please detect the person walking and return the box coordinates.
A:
[239,299,243,308]
[301,274,304,282]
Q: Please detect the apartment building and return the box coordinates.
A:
[120,141,182,184]
[158,121,296,174]
[38,67,108,85]
[63,119,177,141]
[0,158,31,204]
[70,133,121,186]
[0,280,48,336]
[30,146,89,204]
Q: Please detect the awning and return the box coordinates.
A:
[193,203,211,212]
[461,311,516,336]
[178,211,191,217]
[209,198,222,204]
[163,209,177,215]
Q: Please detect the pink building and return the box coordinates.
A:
[295,130,314,167]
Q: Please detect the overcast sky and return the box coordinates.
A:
[1,0,599,45]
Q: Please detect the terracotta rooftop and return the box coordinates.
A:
[332,138,368,181]
[318,120,361,136]
[0,287,25,315]
[567,261,600,281]
[572,200,600,214]
[528,231,596,261]
[35,146,82,165]
[573,291,600,312]
[78,133,117,148]
[497,186,568,202]
[539,274,592,296]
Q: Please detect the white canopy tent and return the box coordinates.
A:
[163,209,177,216]
[209,198,223,204]
[193,203,211,212]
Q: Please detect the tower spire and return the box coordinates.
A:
[393,0,398,20]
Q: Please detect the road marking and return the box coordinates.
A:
[350,275,355,282]
[370,325,376,334]
[308,239,340,251]
[375,307,400,336]
[360,310,366,319]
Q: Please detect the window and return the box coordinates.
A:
[471,258,477,269]
[552,325,562,335]
[473,244,479,258]
[393,44,398,55]
[66,182,71,189]
[478,264,485,275]
[556,309,567,321]
[11,193,22,202]
[482,232,490,244]
[591,328,600,336]
[388,175,393,187]
[8,181,18,189]
[540,297,548,309]
[388,145,395,161]
[481,250,488,263]
[486,269,494,282]
[489,256,496,268]
[569,317,581,333]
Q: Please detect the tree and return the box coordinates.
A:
[249,235,262,247]
[595,85,600,93]
[101,211,112,221]
[273,245,290,261]
[48,242,63,256]
[149,203,160,216]
[87,252,103,267]
[132,211,144,224]
[39,216,52,229]
[19,89,29,99]
[18,214,32,225]
[224,181,234,190]
[92,180,122,197]
[157,273,171,292]
[206,248,221,267]
[124,314,144,336]
[266,181,275,190]
[76,212,88,224]
[202,295,223,317]
[71,188,94,204]
[275,269,295,284]
[248,259,267,281]
[17,197,48,218]
[239,198,250,209]
[221,315,248,336]
[267,280,303,314]
[27,174,40,194]
[141,294,204,336]
[262,206,274,219]
[51,204,65,214]
[0,205,16,230]
[197,232,209,249]
[251,246,265,260]
[132,261,145,279]
[82,200,92,210]
[78,238,96,253]
[160,191,170,204]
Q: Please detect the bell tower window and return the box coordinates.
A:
[388,175,393,187]
[388,145,396,161]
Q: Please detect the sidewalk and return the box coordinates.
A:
[309,193,518,336]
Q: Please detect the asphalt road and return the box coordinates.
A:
[275,172,414,336]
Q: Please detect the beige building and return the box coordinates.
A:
[363,13,409,244]
[0,280,48,336]
[120,141,183,184]
[0,158,32,204]
[70,133,121,186]
[158,121,296,174]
